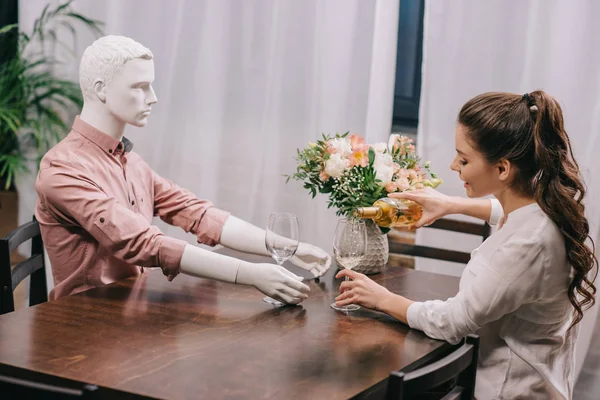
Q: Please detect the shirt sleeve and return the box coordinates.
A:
[488,198,504,226]
[150,169,230,246]
[406,237,545,344]
[36,160,187,279]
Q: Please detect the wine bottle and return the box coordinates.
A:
[355,198,423,228]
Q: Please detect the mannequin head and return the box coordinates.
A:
[79,35,157,127]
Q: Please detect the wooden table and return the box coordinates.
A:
[0,249,459,399]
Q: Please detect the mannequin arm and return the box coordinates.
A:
[179,244,310,304]
[219,216,332,277]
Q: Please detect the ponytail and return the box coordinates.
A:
[528,90,597,328]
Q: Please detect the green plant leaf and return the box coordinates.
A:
[368,147,375,165]
[0,24,18,35]
[0,1,104,184]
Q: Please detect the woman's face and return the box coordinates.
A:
[450,124,506,198]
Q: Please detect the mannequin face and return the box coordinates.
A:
[97,58,157,127]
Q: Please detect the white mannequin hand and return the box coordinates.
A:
[220,216,331,278]
[179,245,310,304]
[289,242,332,278]
[236,262,310,304]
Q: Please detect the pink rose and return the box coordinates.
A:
[319,171,330,181]
[396,177,410,191]
[397,168,409,179]
[385,181,398,193]
[408,169,419,181]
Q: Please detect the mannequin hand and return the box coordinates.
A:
[289,242,332,278]
[388,187,452,228]
[237,262,310,305]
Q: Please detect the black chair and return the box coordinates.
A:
[386,335,480,400]
[389,219,491,264]
[0,372,98,399]
[0,364,154,399]
[0,217,48,314]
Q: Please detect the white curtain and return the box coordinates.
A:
[417,0,600,395]
[17,0,399,256]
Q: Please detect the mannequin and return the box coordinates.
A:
[35,35,331,304]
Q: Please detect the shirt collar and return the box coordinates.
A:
[505,202,541,224]
[72,116,134,156]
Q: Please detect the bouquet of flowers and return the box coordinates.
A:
[286,132,442,223]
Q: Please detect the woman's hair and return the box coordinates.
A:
[458,90,597,329]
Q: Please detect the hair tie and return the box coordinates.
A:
[522,93,538,112]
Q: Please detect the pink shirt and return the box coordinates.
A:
[35,116,230,299]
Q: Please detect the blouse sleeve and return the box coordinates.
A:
[406,237,545,344]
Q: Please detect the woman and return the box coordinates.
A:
[335,91,597,399]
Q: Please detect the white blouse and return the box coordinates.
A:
[407,200,575,399]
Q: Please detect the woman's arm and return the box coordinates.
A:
[336,238,543,344]
[389,188,503,228]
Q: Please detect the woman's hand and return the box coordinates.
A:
[334,269,393,310]
[335,269,414,324]
[388,187,454,228]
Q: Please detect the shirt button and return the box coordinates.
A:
[108,149,113,154]
[131,200,135,206]
[100,217,105,223]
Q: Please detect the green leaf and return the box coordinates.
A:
[53,0,75,15]
[0,24,18,35]
[0,1,104,184]
[368,147,375,165]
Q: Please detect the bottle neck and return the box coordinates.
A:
[355,206,381,219]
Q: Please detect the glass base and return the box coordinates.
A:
[263,296,285,306]
[330,302,361,312]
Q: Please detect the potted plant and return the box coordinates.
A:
[0,0,103,237]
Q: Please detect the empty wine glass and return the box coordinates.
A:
[330,217,367,312]
[264,212,300,306]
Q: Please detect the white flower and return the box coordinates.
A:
[325,153,350,179]
[328,138,352,156]
[388,134,400,152]
[373,152,394,186]
[371,142,387,154]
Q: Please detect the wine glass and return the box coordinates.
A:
[330,217,367,312]
[264,212,300,306]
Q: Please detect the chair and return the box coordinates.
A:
[0,217,48,314]
[0,372,98,399]
[0,363,153,399]
[389,219,491,264]
[386,335,480,400]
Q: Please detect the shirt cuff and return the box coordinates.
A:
[195,207,231,246]
[488,198,504,226]
[407,301,424,330]
[158,235,187,280]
